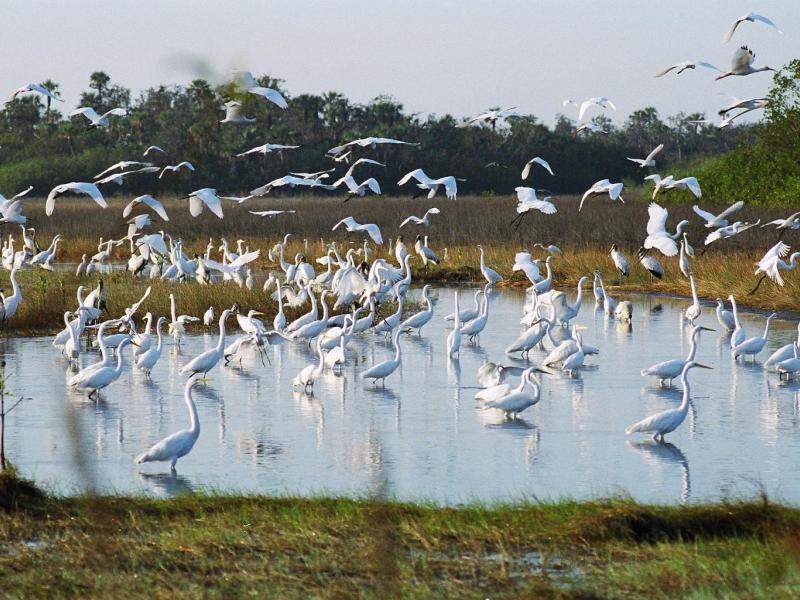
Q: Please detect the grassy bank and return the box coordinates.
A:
[0,470,798,598]
[0,193,797,334]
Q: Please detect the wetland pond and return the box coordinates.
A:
[4,285,800,504]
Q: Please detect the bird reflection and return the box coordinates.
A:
[138,471,196,497]
[627,440,691,504]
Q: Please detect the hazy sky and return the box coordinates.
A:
[5,1,799,125]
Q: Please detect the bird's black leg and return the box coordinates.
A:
[749,274,767,295]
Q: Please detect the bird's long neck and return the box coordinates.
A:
[573,280,584,308]
[215,317,227,352]
[479,248,485,269]
[9,270,19,299]
[690,276,698,303]
[424,290,432,311]
[686,334,699,362]
[186,385,199,434]
[731,299,740,327]
[394,335,402,360]
[678,370,692,413]
[762,318,773,339]
[114,345,126,375]
[155,322,163,351]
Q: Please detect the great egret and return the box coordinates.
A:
[6,82,63,104]
[136,375,204,472]
[610,244,630,278]
[122,195,169,221]
[512,188,557,229]
[563,97,616,122]
[561,331,586,376]
[401,285,433,335]
[729,295,746,348]
[293,337,325,393]
[45,182,107,216]
[521,157,554,180]
[641,325,713,386]
[722,12,782,43]
[332,217,382,245]
[512,251,543,284]
[400,208,441,228]
[627,362,711,442]
[397,168,459,200]
[445,289,482,322]
[775,344,800,380]
[704,220,761,246]
[684,273,701,324]
[733,313,777,361]
[715,46,776,80]
[362,328,403,385]
[534,243,561,256]
[73,338,133,399]
[447,292,461,359]
[478,245,502,286]
[644,203,689,256]
[505,320,550,358]
[460,284,491,343]
[626,144,664,168]
[715,298,735,331]
[186,188,224,219]
[220,101,255,123]
[180,309,232,376]
[461,107,524,130]
[2,268,21,322]
[752,241,800,292]
[483,368,542,417]
[326,137,419,158]
[765,323,800,369]
[137,316,167,376]
[143,145,165,157]
[159,161,195,178]
[291,291,330,342]
[719,96,769,117]
[762,212,800,232]
[333,175,381,200]
[169,293,200,343]
[203,306,215,327]
[70,106,126,128]
[692,201,744,228]
[236,143,300,157]
[579,179,624,211]
[232,71,288,108]
[654,62,720,77]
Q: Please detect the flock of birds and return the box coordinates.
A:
[0,11,793,472]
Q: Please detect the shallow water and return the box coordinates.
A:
[4,285,800,504]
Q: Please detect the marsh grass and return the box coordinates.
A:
[0,470,798,598]
[1,193,798,333]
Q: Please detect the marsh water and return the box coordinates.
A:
[4,285,800,504]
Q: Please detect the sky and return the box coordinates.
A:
[4,1,799,125]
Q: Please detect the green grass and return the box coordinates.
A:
[0,470,798,598]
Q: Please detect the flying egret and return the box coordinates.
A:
[579,179,624,211]
[122,195,169,221]
[397,168,459,200]
[159,161,195,178]
[326,136,419,158]
[232,71,288,108]
[521,157,554,180]
[400,208,441,228]
[332,217,382,245]
[221,101,254,123]
[511,188,557,229]
[180,309,232,376]
[186,188,224,219]
[136,375,204,472]
[722,12,782,43]
[752,241,800,292]
[70,106,126,128]
[644,203,689,257]
[143,145,165,157]
[641,325,713,386]
[715,46,776,80]
[563,97,616,122]
[704,220,761,246]
[627,362,711,442]
[654,61,721,77]
[692,201,744,228]
[762,212,800,232]
[626,144,664,168]
[250,175,335,196]
[461,107,524,130]
[45,182,107,216]
[236,143,300,157]
[733,313,777,361]
[6,83,63,105]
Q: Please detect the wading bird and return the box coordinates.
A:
[641,325,713,386]
[733,313,777,361]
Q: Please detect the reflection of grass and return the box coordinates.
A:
[0,473,798,597]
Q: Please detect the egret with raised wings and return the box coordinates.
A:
[752,241,800,293]
[122,195,169,221]
[626,144,664,168]
[397,168,459,200]
[644,203,689,257]
[236,143,300,157]
[579,179,624,211]
[46,182,106,216]
[692,201,743,228]
[186,188,224,219]
[723,12,782,43]
[327,137,419,158]
[70,106,126,128]
[6,83,63,105]
[521,157,554,180]
[461,107,523,130]
[332,217,382,245]
[159,161,195,178]
[400,208,441,228]
[233,71,288,108]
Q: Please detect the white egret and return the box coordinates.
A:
[203,306,215,327]
[400,208,441,228]
[561,331,586,376]
[70,106,126,128]
[168,294,200,343]
[704,220,761,246]
[45,182,107,216]
[641,325,713,386]
[626,144,664,168]
[461,107,524,130]
[2,268,21,322]
[521,157,554,180]
[137,317,167,377]
[733,313,777,361]
[401,285,433,334]
[186,188,224,219]
[220,101,254,123]
[775,344,800,381]
[136,375,203,472]
[534,243,561,256]
[72,338,133,399]
[714,298,735,331]
[753,241,800,291]
[158,161,195,178]
[563,97,616,122]
[729,295,747,349]
[722,13,782,43]
[180,309,232,376]
[362,328,403,385]
[122,195,169,221]
[445,290,482,322]
[512,251,543,285]
[654,62,720,77]
[762,212,800,232]
[483,369,542,417]
[293,337,325,393]
[505,320,550,358]
[6,83,62,105]
[332,217,382,245]
[397,168,459,200]
[460,285,491,343]
[143,145,165,157]
[692,201,744,228]
[684,272,701,324]
[478,245,502,286]
[512,188,557,230]
[627,362,711,442]
[236,143,300,157]
[326,136,419,158]
[233,71,288,108]
[333,175,382,200]
[447,292,462,359]
[579,179,624,211]
[644,203,689,257]
[765,323,800,369]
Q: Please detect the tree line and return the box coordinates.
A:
[0,71,761,199]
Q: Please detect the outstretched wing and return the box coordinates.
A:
[647,202,669,235]
[692,205,717,224]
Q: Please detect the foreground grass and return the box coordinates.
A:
[0,471,798,598]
